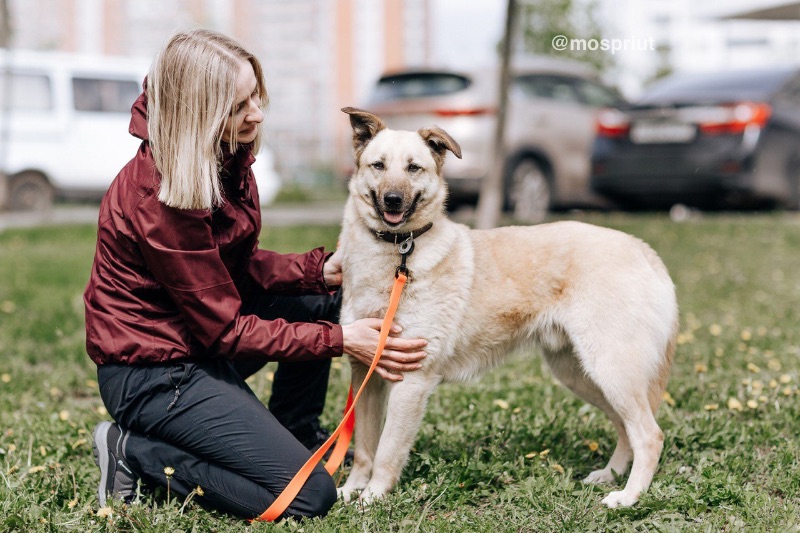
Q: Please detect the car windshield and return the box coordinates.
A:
[639,69,795,104]
[370,73,470,102]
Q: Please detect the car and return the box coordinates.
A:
[360,58,625,221]
[0,49,280,211]
[591,67,800,209]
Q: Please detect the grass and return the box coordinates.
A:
[1,211,800,531]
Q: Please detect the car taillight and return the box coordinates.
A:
[697,102,771,135]
[596,108,630,138]
[433,107,495,117]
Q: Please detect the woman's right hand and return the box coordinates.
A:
[341,318,427,382]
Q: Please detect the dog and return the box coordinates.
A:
[336,107,678,509]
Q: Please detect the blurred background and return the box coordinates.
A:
[0,0,798,218]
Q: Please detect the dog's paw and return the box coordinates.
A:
[583,468,615,484]
[337,487,359,503]
[601,490,639,508]
[358,485,389,505]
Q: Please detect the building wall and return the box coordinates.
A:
[5,0,431,183]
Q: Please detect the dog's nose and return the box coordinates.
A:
[383,192,404,211]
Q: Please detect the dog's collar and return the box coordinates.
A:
[372,222,433,244]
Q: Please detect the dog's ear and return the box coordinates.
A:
[418,126,462,172]
[342,107,386,162]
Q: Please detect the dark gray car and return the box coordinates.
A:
[591,67,800,209]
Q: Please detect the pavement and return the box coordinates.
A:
[0,201,348,232]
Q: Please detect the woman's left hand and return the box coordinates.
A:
[323,248,343,288]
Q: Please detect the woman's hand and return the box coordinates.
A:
[323,249,343,288]
[341,318,427,382]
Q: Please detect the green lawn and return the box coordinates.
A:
[1,212,799,531]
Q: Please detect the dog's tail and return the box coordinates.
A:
[648,313,678,414]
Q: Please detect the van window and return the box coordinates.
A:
[0,72,52,111]
[515,75,581,104]
[72,77,140,113]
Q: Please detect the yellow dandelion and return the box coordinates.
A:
[266,371,275,382]
[752,380,764,390]
[195,486,204,497]
[587,441,599,452]
[714,347,724,357]
[740,329,752,341]
[85,379,98,388]
[0,373,10,384]
[709,324,722,336]
[694,363,708,374]
[759,395,768,403]
[58,410,70,421]
[493,399,509,410]
[779,374,792,384]
[551,464,565,474]
[96,507,113,518]
[757,326,768,336]
[746,400,758,409]
[163,466,175,477]
[782,387,793,397]
[67,498,78,509]
[539,449,550,457]
[746,362,760,373]
[8,444,16,453]
[662,391,676,407]
[71,438,87,449]
[524,452,538,459]
[28,465,46,474]
[769,379,779,389]
[39,446,47,457]
[49,387,62,398]
[0,300,15,313]
[513,407,521,414]
[704,403,719,411]
[96,406,108,416]
[768,359,782,371]
[727,398,743,412]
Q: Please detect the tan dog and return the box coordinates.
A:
[336,107,677,508]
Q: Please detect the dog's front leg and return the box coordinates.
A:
[359,375,439,503]
[339,361,388,502]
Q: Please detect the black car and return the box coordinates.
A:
[591,67,800,209]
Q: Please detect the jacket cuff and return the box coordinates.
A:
[320,322,344,357]
[303,247,330,294]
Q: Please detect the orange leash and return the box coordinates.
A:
[255,271,408,522]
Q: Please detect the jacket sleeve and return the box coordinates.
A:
[245,245,332,295]
[130,202,343,362]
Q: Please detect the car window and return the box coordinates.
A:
[514,75,581,104]
[0,71,52,111]
[575,79,623,107]
[72,77,141,113]
[640,69,796,104]
[371,73,470,102]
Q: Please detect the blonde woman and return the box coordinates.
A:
[84,29,426,520]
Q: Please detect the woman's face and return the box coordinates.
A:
[221,60,263,144]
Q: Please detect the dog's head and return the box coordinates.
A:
[342,107,461,231]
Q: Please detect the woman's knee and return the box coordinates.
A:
[289,471,337,518]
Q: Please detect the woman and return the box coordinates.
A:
[84,28,426,520]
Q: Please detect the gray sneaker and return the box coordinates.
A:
[92,421,138,506]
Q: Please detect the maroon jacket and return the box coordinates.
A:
[84,91,343,365]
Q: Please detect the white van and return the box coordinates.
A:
[0,50,280,211]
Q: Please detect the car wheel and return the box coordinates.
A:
[8,172,55,211]
[506,158,550,223]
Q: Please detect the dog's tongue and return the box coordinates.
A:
[383,211,404,225]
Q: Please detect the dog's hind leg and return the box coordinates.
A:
[542,349,633,484]
[339,362,388,502]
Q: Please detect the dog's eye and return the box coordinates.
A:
[407,163,421,173]
[371,161,385,171]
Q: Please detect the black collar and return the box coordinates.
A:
[372,222,433,244]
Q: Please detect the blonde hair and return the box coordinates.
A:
[147,29,268,210]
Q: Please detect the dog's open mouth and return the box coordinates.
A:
[372,191,421,227]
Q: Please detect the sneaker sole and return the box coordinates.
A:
[92,421,112,507]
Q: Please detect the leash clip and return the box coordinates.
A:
[396,234,414,278]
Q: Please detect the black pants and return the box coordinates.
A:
[97,292,341,520]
